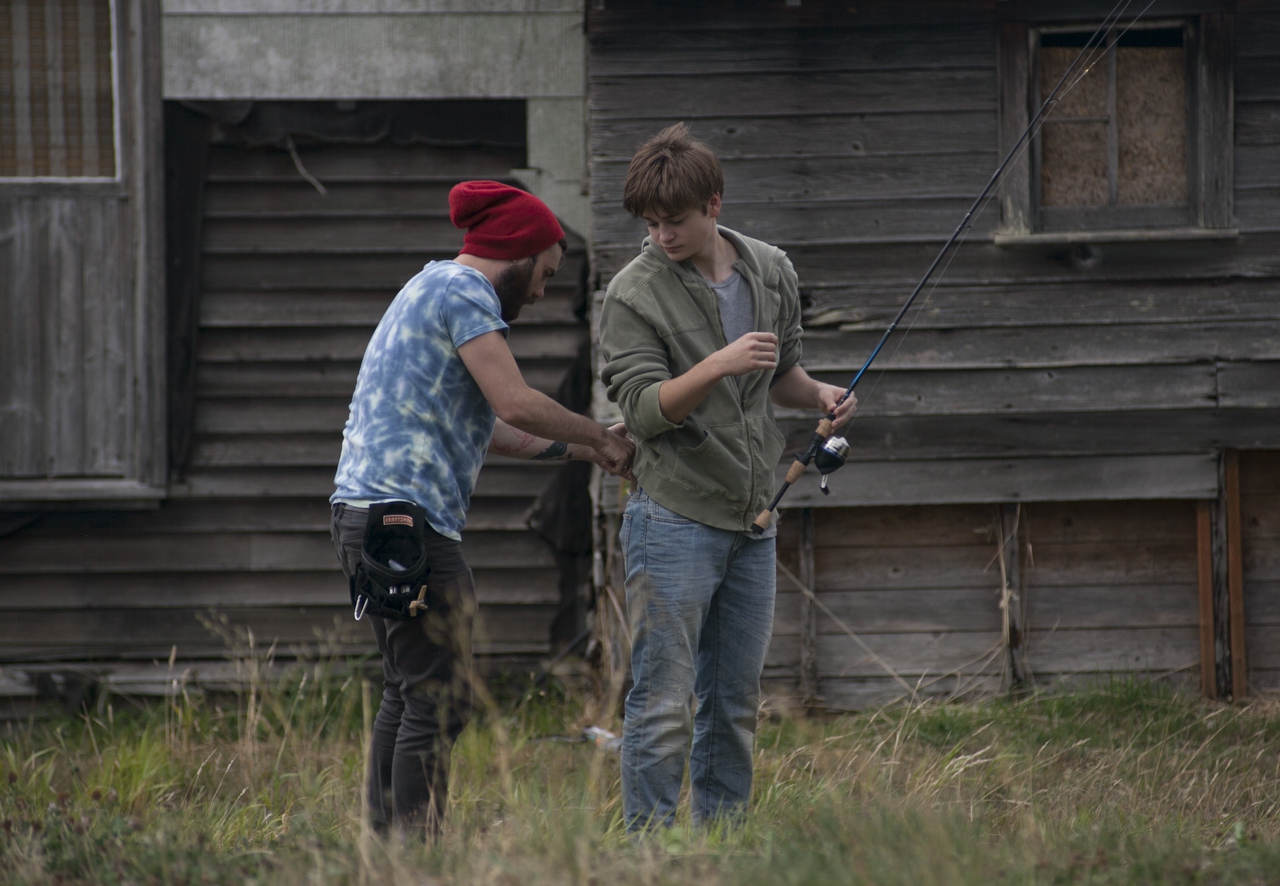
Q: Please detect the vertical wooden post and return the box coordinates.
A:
[998,504,1029,687]
[798,508,818,709]
[1195,500,1216,699]
[1225,450,1248,699]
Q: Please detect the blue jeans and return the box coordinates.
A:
[619,490,776,830]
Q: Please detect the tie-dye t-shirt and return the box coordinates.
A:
[331,261,508,540]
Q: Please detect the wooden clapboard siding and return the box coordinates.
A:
[0,135,587,672]
[588,10,1280,500]
[768,501,1201,710]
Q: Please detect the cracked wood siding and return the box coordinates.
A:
[0,138,588,666]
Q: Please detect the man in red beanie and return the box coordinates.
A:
[330,181,633,838]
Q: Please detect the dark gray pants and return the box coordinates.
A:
[330,502,476,837]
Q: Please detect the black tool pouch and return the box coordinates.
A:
[350,501,432,621]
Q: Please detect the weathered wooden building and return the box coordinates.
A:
[0,0,594,701]
[587,0,1280,709]
[4,0,1279,712]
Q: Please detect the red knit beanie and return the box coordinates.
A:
[449,180,565,261]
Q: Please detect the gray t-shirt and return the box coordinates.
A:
[708,270,754,344]
[705,269,777,538]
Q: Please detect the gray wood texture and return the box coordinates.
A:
[0,131,590,670]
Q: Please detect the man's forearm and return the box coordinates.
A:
[499,387,609,448]
[489,419,571,460]
[768,365,823,410]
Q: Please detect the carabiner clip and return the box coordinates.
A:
[353,594,369,621]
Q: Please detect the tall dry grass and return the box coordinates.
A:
[2,649,1279,885]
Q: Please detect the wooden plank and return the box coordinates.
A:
[811,588,1002,634]
[1241,492,1280,540]
[0,603,556,658]
[196,325,585,363]
[594,234,1280,289]
[592,153,995,208]
[815,544,1002,592]
[1017,500,1195,545]
[812,504,996,548]
[590,69,994,120]
[23,496,533,535]
[590,111,996,161]
[817,674,1003,710]
[1216,361,1280,409]
[596,198,996,248]
[779,410,1280,464]
[803,278,1280,331]
[1197,500,1216,698]
[195,399,351,434]
[1225,450,1248,698]
[781,454,1220,509]
[204,180,460,214]
[1236,188,1280,233]
[203,215,465,252]
[1027,584,1199,630]
[815,631,1004,678]
[1236,57,1280,102]
[589,23,993,76]
[188,434,341,468]
[586,2,996,33]
[196,360,568,399]
[997,21,1031,234]
[0,529,556,573]
[200,252,455,292]
[1235,102,1280,147]
[0,200,46,477]
[1026,627,1201,674]
[1244,626,1280,670]
[802,363,1217,418]
[1235,14,1280,57]
[199,290,580,327]
[1240,450,1280,494]
[205,144,525,180]
[0,569,561,609]
[46,199,86,476]
[801,322,1280,372]
[798,509,817,707]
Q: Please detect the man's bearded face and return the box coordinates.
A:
[493,258,537,323]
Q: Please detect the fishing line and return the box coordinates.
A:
[752,0,1157,532]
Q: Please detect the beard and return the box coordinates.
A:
[493,258,537,322]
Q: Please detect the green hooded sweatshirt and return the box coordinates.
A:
[598,227,803,532]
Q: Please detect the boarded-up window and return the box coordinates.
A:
[0,0,116,178]
[1037,26,1188,228]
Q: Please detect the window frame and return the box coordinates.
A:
[996,13,1236,245]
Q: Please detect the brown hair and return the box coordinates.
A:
[622,123,724,219]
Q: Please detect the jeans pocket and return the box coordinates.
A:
[646,496,697,525]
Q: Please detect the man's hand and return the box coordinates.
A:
[658,333,780,424]
[591,423,635,477]
[770,365,858,429]
[710,331,778,378]
[816,384,857,428]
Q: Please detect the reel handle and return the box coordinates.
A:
[751,416,836,533]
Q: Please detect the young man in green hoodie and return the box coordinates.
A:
[599,124,857,830]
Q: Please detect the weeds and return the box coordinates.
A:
[2,668,1279,885]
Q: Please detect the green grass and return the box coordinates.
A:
[3,667,1280,885]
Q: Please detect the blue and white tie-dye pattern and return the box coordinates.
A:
[331,261,508,540]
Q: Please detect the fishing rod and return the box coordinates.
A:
[751,0,1145,535]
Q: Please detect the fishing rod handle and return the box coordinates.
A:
[751,417,836,533]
